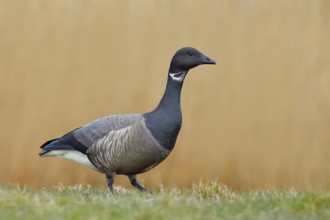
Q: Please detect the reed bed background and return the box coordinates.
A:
[0,0,329,190]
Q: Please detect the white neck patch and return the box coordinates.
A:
[169,71,187,82]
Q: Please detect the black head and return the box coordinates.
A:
[169,47,216,73]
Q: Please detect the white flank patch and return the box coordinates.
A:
[41,150,100,171]
[169,71,186,82]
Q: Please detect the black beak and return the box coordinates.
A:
[201,54,216,65]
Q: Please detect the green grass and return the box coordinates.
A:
[0,181,329,220]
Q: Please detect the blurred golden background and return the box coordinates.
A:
[1,0,329,190]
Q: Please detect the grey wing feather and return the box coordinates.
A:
[86,115,170,175]
[73,114,142,148]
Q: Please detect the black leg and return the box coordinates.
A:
[106,174,115,195]
[127,175,150,193]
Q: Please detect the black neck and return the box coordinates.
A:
[155,75,184,113]
[144,73,186,150]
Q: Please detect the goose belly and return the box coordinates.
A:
[114,143,170,175]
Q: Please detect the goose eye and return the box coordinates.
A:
[188,52,193,56]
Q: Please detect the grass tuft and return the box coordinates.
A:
[191,179,236,199]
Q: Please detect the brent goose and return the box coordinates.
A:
[39,47,216,194]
